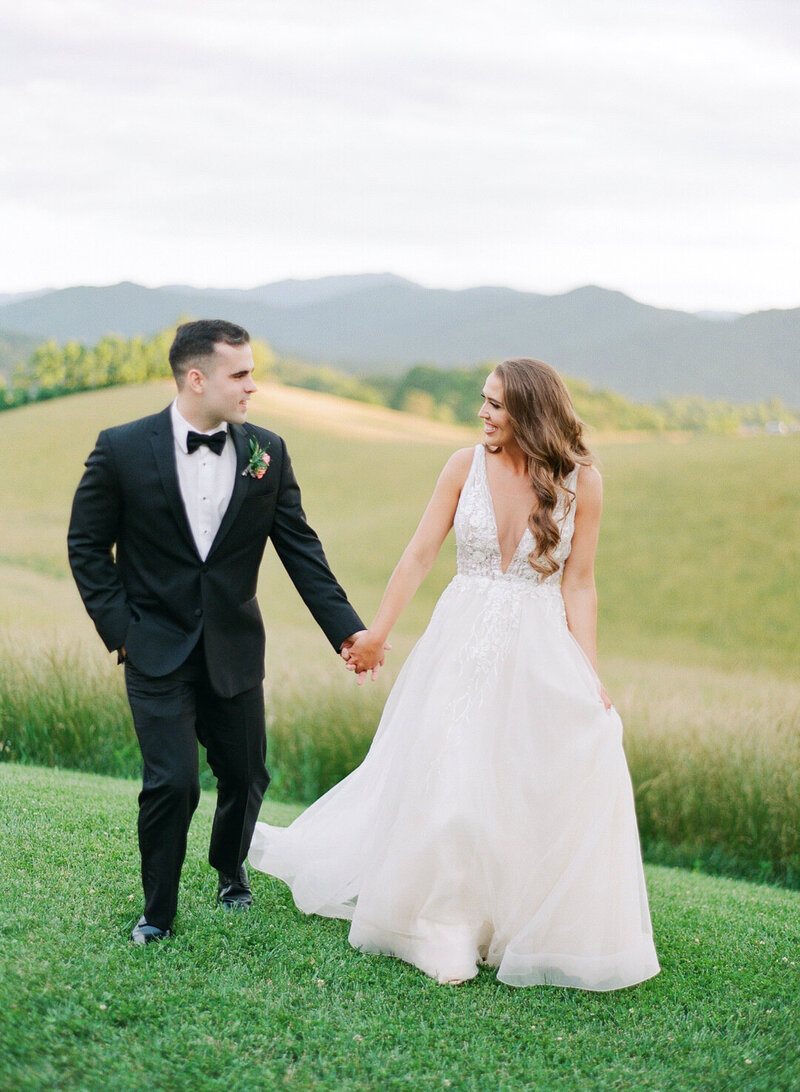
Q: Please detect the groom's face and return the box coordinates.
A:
[195,342,258,426]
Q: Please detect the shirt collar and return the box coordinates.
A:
[171,400,229,455]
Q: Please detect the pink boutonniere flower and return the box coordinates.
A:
[243,437,271,479]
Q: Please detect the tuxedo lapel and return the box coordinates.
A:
[149,407,200,558]
[207,423,250,559]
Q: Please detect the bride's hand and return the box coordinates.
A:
[341,630,391,684]
[600,684,612,711]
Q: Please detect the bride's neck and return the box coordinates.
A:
[492,440,528,475]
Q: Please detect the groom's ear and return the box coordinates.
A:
[185,364,208,394]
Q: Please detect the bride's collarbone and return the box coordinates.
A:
[486,473,538,517]
[485,461,535,496]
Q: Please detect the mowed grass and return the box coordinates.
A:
[0,380,797,675]
[1,764,799,1092]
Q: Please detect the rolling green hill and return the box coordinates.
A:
[9,326,795,435]
[1,382,798,888]
[0,380,797,675]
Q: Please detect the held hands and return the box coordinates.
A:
[340,630,392,685]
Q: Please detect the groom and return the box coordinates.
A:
[68,319,372,944]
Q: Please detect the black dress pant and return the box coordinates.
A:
[124,643,269,931]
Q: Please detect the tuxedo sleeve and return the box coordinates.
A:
[269,438,364,651]
[67,431,133,652]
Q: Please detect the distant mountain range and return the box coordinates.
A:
[0,329,41,372]
[0,275,797,403]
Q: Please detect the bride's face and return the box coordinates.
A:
[479,371,514,446]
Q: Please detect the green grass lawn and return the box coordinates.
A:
[1,765,798,1092]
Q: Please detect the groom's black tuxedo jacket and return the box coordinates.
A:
[68,406,363,697]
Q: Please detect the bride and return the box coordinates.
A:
[249,358,660,990]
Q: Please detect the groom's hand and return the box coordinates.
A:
[340,631,391,685]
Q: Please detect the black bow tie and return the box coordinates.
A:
[186,430,227,456]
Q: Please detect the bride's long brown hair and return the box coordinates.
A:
[488,358,593,578]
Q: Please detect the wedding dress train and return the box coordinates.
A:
[249,445,660,990]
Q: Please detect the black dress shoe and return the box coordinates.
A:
[217,863,252,910]
[131,916,171,945]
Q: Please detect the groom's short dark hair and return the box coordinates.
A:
[169,320,250,384]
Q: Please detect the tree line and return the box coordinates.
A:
[1,327,795,435]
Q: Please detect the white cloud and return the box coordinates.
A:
[0,0,798,309]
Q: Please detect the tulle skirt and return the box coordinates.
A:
[249,575,660,990]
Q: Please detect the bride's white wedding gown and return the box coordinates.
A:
[249,445,660,990]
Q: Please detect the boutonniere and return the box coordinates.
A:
[242,437,271,479]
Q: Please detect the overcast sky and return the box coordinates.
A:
[1,0,798,311]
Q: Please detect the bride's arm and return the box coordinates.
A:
[560,465,612,709]
[344,448,473,678]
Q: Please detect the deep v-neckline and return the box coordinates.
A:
[479,448,532,575]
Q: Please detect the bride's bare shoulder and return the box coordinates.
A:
[575,463,603,515]
[441,446,478,483]
[576,462,602,485]
[449,445,479,467]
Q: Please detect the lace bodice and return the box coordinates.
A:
[454,445,579,586]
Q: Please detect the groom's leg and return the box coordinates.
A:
[196,675,269,876]
[124,659,202,931]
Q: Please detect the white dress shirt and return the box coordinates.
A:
[170,401,236,561]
